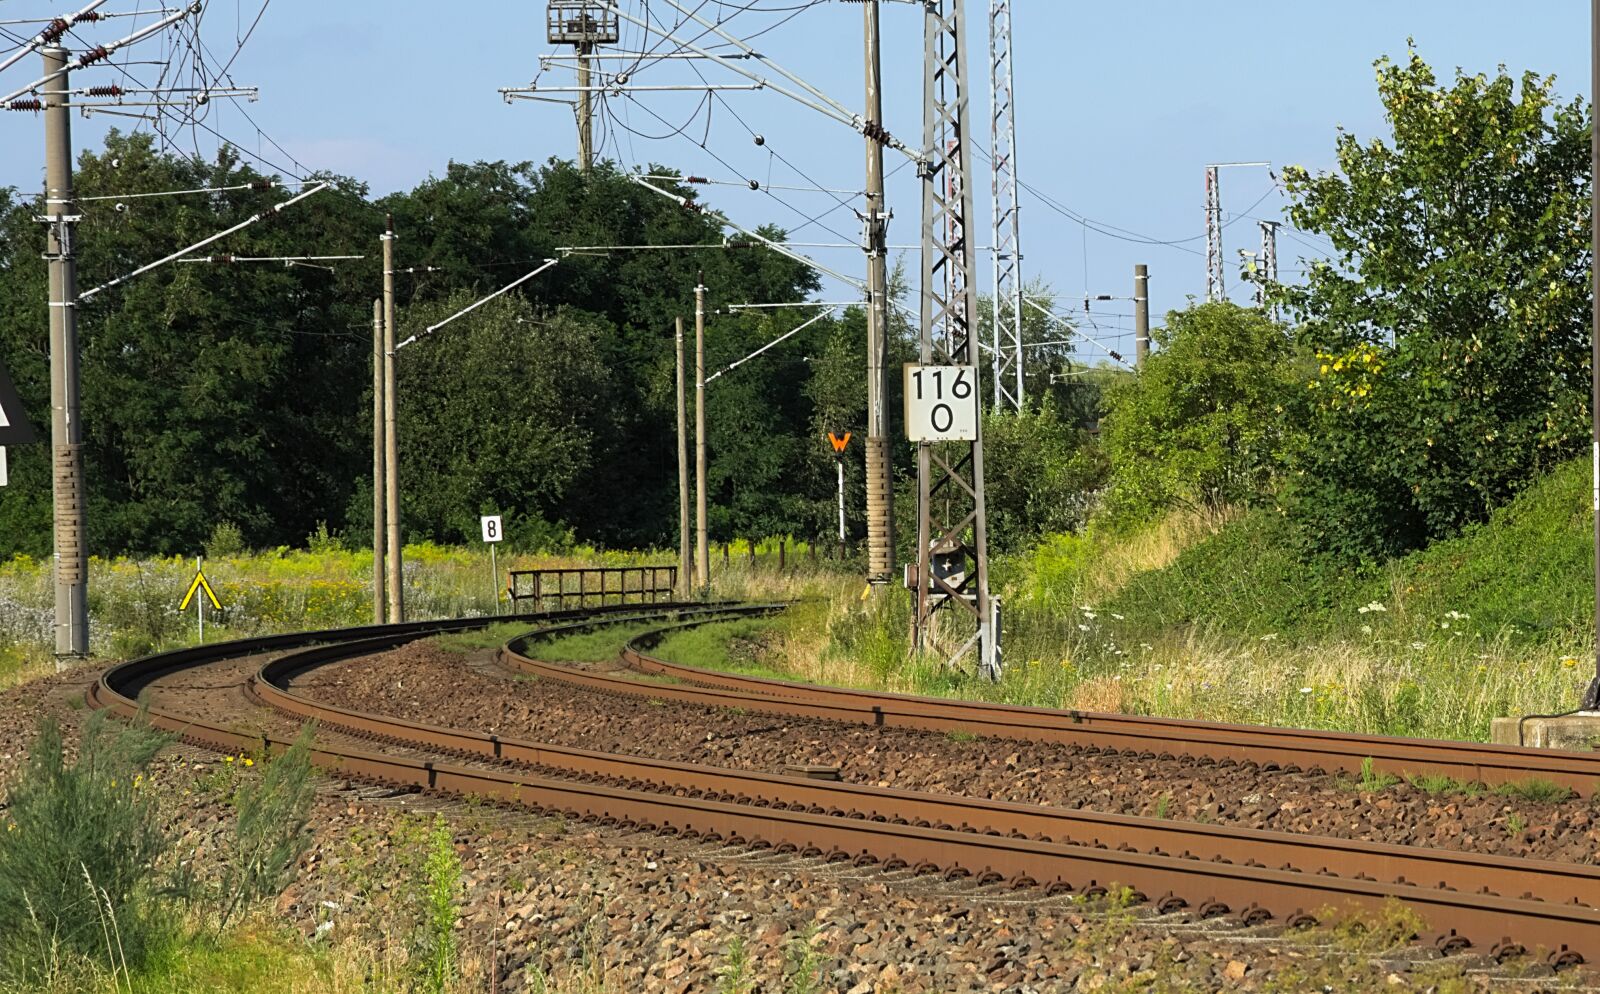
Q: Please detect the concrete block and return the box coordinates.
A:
[1490,713,1600,751]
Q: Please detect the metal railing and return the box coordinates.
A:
[508,566,677,612]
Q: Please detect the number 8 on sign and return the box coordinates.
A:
[903,364,979,442]
[480,515,503,543]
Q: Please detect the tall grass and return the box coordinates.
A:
[0,543,675,689]
[0,712,171,983]
[692,507,1589,742]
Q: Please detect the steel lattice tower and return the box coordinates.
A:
[1205,164,1225,302]
[914,0,998,680]
[987,0,1023,411]
[1258,219,1280,319]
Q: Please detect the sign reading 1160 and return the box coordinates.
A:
[903,364,978,442]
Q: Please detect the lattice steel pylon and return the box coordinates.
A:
[914,0,999,680]
[987,0,1023,412]
[1258,219,1280,319]
[1204,164,1225,302]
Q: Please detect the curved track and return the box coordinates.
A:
[506,621,1600,798]
[89,605,1600,970]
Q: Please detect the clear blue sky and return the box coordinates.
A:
[0,1,1590,362]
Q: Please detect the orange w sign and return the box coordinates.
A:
[827,431,851,453]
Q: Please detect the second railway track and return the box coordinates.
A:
[89,603,1600,971]
[495,615,1600,798]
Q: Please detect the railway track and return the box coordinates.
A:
[89,603,1600,971]
[502,616,1600,798]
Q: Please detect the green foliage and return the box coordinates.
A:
[1495,778,1572,804]
[0,712,171,981]
[714,938,755,994]
[1408,774,1477,797]
[1278,48,1591,560]
[1345,757,1400,792]
[0,132,377,557]
[648,618,785,676]
[212,727,318,930]
[394,293,612,546]
[525,621,664,663]
[0,148,836,558]
[204,523,248,559]
[1103,454,1595,647]
[783,925,824,994]
[1098,302,1298,530]
[417,817,460,994]
[981,399,1108,552]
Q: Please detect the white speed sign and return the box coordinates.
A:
[903,364,978,441]
[480,515,504,543]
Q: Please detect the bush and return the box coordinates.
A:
[1278,51,1590,560]
[212,726,318,929]
[205,521,248,559]
[0,712,171,981]
[1097,302,1299,531]
[981,399,1108,552]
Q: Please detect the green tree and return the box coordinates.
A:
[1098,302,1299,529]
[385,161,821,546]
[392,293,613,546]
[981,399,1108,551]
[1278,49,1591,559]
[0,132,377,556]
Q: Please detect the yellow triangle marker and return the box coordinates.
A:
[179,569,222,611]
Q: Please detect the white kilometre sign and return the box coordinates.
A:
[903,364,979,442]
[480,515,504,543]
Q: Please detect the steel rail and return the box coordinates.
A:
[248,631,1600,917]
[505,626,1600,797]
[84,606,1596,967]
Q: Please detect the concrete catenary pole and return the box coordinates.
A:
[383,217,404,622]
[1134,264,1150,370]
[675,316,692,597]
[577,41,594,172]
[43,46,88,660]
[371,298,387,623]
[695,275,710,595]
[1584,0,1600,712]
[862,0,894,584]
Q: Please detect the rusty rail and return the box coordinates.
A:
[86,607,1600,968]
[506,624,1600,798]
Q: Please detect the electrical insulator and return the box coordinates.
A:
[77,45,110,68]
[752,134,765,146]
[250,179,276,190]
[6,98,43,113]
[685,176,707,184]
[40,18,69,43]
[84,85,124,97]
[747,180,759,191]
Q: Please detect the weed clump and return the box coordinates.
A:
[0,712,171,981]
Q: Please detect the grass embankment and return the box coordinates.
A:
[698,458,1597,743]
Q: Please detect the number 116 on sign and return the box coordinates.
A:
[903,364,978,441]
